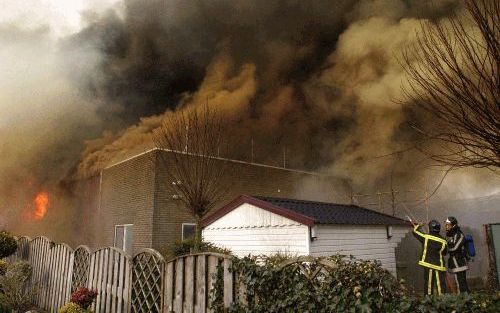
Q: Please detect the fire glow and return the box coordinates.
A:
[33,192,49,220]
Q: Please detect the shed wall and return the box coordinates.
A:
[203,203,309,256]
[310,225,409,275]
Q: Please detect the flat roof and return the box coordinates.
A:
[104,147,337,178]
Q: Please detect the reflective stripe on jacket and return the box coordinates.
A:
[413,225,447,271]
[447,228,468,273]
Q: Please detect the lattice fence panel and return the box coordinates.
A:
[131,249,165,313]
[277,256,340,289]
[72,245,91,291]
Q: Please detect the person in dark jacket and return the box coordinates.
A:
[445,216,470,293]
[413,220,448,296]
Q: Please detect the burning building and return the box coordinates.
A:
[85,148,346,254]
[1,0,498,292]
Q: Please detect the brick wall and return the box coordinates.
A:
[98,152,156,253]
[96,149,344,253]
[152,150,196,251]
[72,175,100,247]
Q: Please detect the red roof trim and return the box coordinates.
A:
[201,195,316,228]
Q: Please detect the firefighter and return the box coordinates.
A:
[413,219,448,296]
[445,216,470,293]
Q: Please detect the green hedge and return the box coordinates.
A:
[0,231,17,259]
[161,238,231,261]
[210,255,500,313]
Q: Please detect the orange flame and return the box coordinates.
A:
[33,192,49,220]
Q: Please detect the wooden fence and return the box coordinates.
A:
[7,236,241,313]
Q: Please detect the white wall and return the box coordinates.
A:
[203,203,411,275]
[203,203,309,257]
[310,225,409,275]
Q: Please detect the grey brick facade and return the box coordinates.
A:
[94,149,343,254]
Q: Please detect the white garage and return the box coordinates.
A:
[202,195,411,275]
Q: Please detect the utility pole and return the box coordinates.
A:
[348,183,354,205]
[377,190,382,212]
[251,138,254,163]
[283,146,286,168]
[390,173,396,216]
[425,176,430,232]
[184,125,189,152]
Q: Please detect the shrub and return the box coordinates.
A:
[0,261,36,312]
[71,287,98,309]
[59,287,97,313]
[0,259,8,275]
[0,231,17,259]
[209,254,500,313]
[58,302,90,313]
[411,292,500,313]
[162,238,231,260]
[224,254,409,313]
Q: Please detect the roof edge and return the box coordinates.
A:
[254,195,410,226]
[201,195,316,228]
[104,148,337,178]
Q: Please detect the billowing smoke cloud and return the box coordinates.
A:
[73,0,466,183]
[0,0,119,237]
[1,0,498,236]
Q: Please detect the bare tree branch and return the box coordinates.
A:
[402,0,499,170]
[152,104,231,244]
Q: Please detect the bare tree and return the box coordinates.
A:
[152,105,231,247]
[402,0,499,170]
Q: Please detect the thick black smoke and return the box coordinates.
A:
[71,0,459,172]
[66,0,360,124]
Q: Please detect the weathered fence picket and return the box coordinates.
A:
[164,261,174,312]
[195,255,207,313]
[29,237,52,307]
[174,257,184,313]
[44,243,73,312]
[88,247,131,313]
[223,258,233,308]
[206,255,219,313]
[7,236,243,313]
[184,256,195,313]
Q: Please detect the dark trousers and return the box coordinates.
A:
[454,271,469,293]
[423,268,447,296]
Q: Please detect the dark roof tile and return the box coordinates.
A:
[254,196,409,226]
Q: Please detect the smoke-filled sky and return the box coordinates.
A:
[0,0,498,230]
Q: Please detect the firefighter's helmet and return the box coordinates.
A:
[429,220,441,233]
[446,216,458,227]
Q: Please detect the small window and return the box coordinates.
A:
[182,223,196,240]
[114,224,133,254]
[386,225,393,239]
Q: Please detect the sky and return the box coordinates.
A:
[0,0,121,37]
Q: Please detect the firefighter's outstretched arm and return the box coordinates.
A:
[412,224,425,243]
